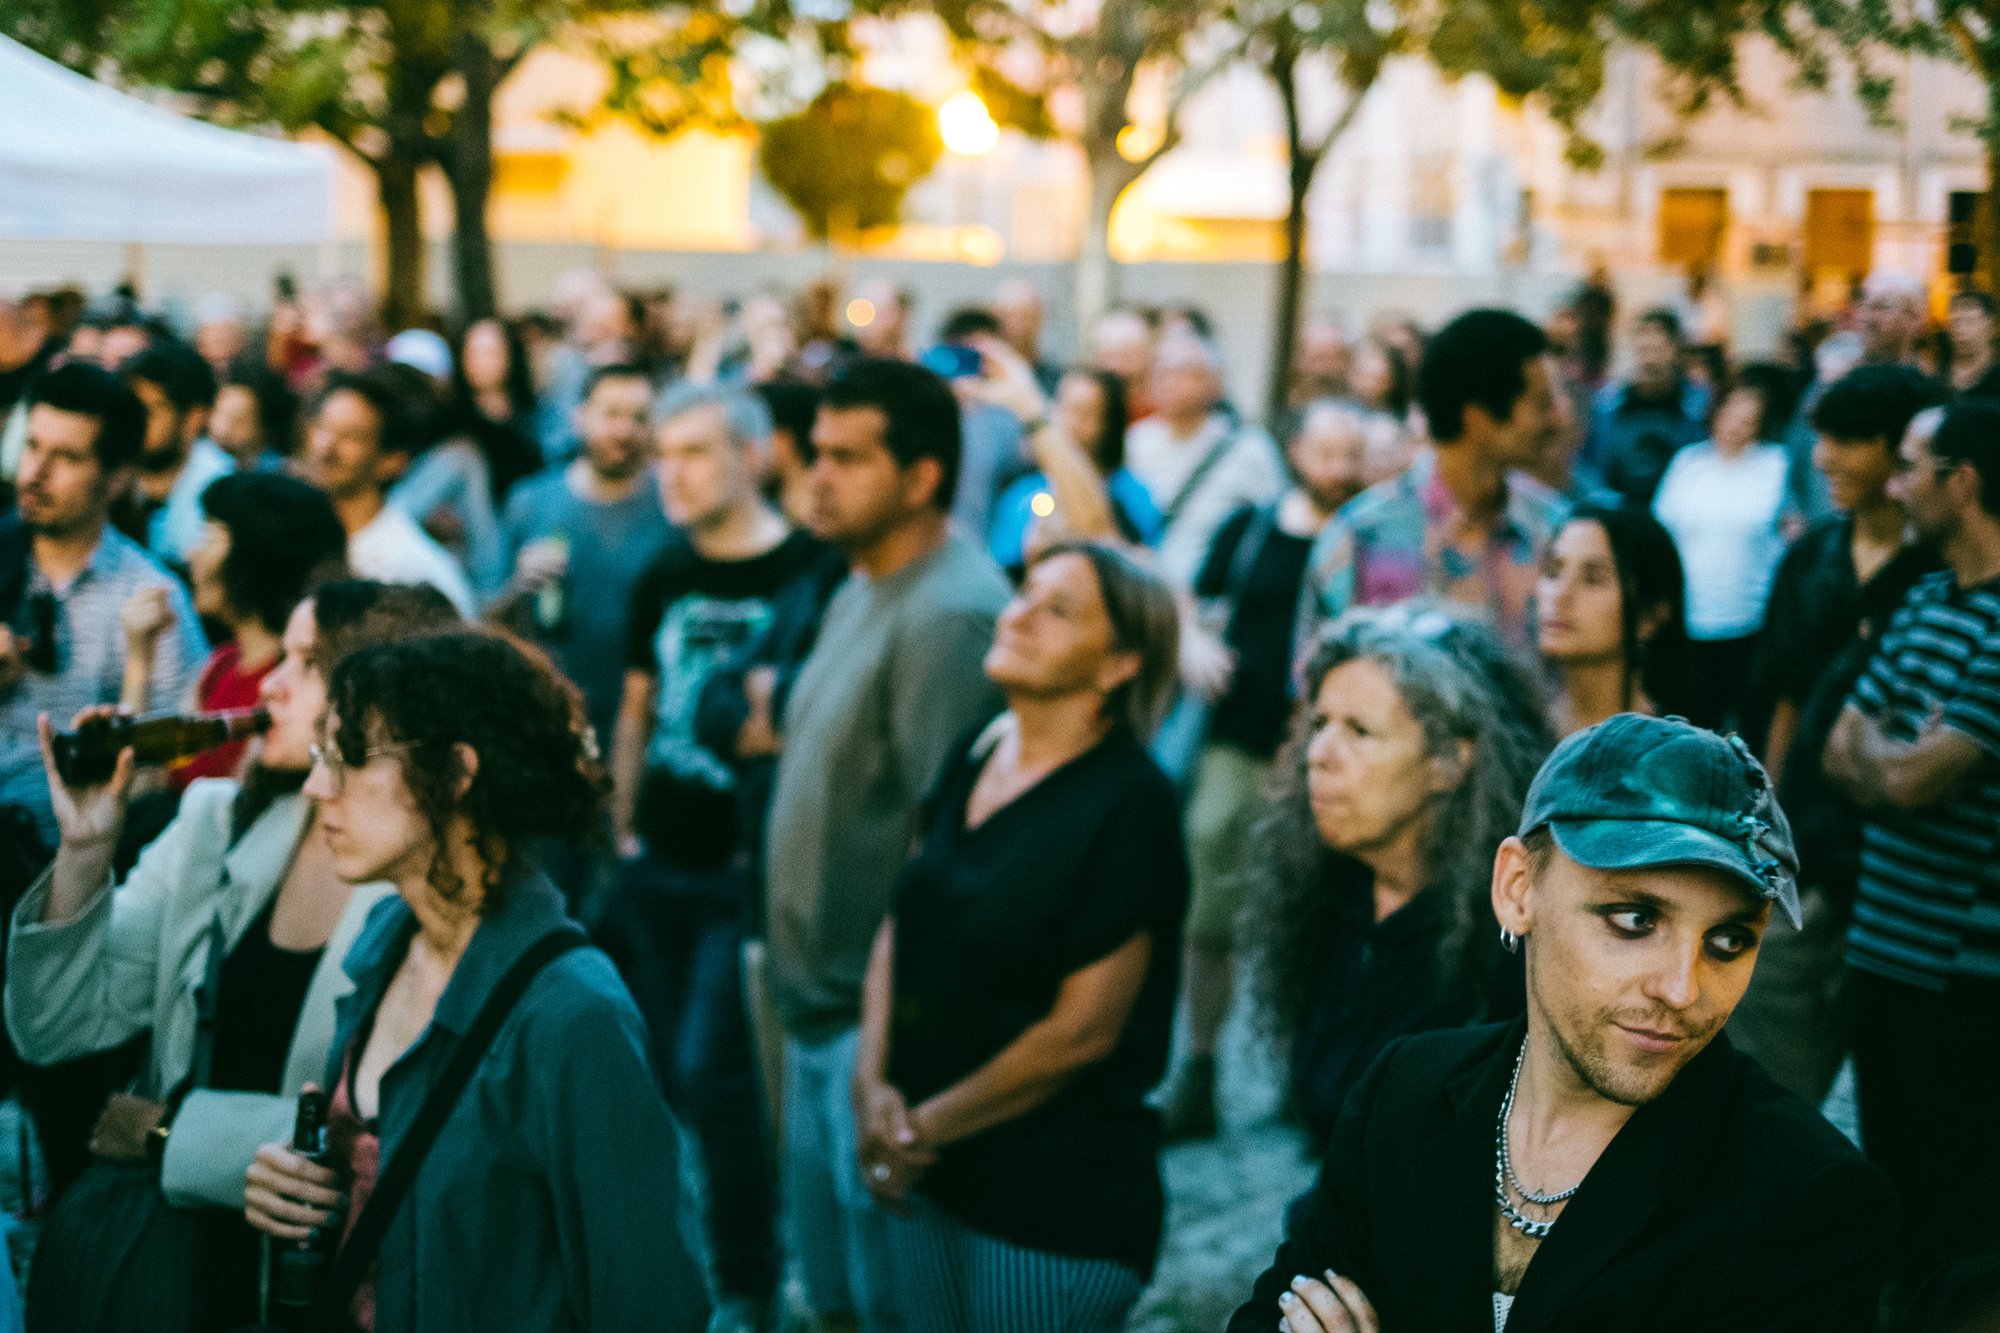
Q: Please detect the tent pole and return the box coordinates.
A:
[123,241,145,298]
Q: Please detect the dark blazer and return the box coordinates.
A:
[1230,1019,1893,1333]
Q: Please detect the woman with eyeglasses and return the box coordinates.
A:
[1242,606,1553,1146]
[241,628,705,1333]
[10,581,458,1332]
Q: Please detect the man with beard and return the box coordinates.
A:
[1232,714,1891,1333]
[1823,396,2000,1303]
[0,363,204,844]
[499,364,672,748]
[120,341,235,573]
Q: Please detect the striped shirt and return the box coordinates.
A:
[1844,571,2000,988]
[0,527,207,843]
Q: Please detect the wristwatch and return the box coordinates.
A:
[145,1121,171,1166]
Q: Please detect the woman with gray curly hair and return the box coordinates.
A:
[1245,604,1554,1145]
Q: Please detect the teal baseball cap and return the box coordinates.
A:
[1517,713,1801,928]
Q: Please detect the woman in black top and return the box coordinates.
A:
[852,542,1185,1333]
[1244,606,1553,1146]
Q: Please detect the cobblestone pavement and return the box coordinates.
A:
[1129,1009,1315,1333]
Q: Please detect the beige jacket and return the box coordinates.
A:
[5,779,392,1208]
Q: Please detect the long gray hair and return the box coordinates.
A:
[1245,604,1555,1038]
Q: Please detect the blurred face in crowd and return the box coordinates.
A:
[101,324,151,368]
[1305,657,1462,859]
[304,706,439,889]
[657,402,757,533]
[130,375,204,470]
[1890,408,1963,544]
[985,551,1138,707]
[1630,320,1681,394]
[18,404,122,537]
[209,384,266,465]
[1347,340,1396,411]
[1090,311,1154,387]
[1537,519,1631,666]
[302,388,400,503]
[1289,403,1367,513]
[1476,354,1569,468]
[577,291,637,354]
[1494,838,1767,1107]
[256,599,327,772]
[575,373,652,485]
[461,319,513,394]
[196,315,247,372]
[994,281,1044,358]
[1711,385,1766,452]
[1813,428,1900,514]
[1858,287,1923,364]
[1296,320,1351,392]
[1148,337,1222,425]
[188,520,235,622]
[853,280,909,358]
[807,404,939,553]
[0,299,45,373]
[1949,296,1996,362]
[1053,373,1111,472]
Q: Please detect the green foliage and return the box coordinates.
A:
[756,81,943,240]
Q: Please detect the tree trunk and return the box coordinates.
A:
[1984,131,2000,295]
[1267,154,1315,429]
[446,31,501,324]
[1075,147,1134,335]
[377,154,426,331]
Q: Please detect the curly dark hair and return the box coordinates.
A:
[307,580,462,677]
[232,580,461,838]
[1244,605,1554,1041]
[200,472,349,635]
[326,628,607,909]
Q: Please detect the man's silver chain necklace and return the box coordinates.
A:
[1495,1038,1580,1240]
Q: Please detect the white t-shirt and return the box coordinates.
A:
[348,504,478,616]
[1124,411,1285,589]
[1650,441,1792,641]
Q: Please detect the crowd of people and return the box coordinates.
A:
[0,260,1993,1333]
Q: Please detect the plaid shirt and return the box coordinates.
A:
[1297,450,1566,655]
[0,526,207,842]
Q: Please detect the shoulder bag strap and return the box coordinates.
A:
[1225,503,1280,602]
[317,926,588,1316]
[1160,428,1241,529]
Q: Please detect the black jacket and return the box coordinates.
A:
[1231,1020,1892,1332]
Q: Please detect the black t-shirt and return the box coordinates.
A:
[624,528,830,861]
[887,727,1188,1274]
[1289,857,1524,1147]
[1752,517,1940,896]
[208,899,325,1094]
[1195,503,1315,757]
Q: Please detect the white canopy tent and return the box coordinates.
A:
[0,35,334,243]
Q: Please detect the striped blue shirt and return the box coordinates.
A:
[1845,571,2000,988]
[0,527,207,844]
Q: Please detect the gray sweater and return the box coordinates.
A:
[764,533,1010,1042]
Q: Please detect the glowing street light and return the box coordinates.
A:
[939,90,1000,157]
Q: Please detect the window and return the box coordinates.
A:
[1658,187,1728,267]
[1803,188,1874,276]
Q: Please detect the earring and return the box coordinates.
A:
[1499,927,1521,954]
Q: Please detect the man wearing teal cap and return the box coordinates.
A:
[1232,713,1891,1333]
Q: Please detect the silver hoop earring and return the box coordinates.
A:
[1499,927,1521,954]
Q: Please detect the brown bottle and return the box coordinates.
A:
[51,708,270,787]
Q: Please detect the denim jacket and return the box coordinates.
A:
[325,864,707,1333]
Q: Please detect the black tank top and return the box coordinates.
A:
[206,898,325,1093]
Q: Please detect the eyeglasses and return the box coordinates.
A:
[308,740,418,793]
